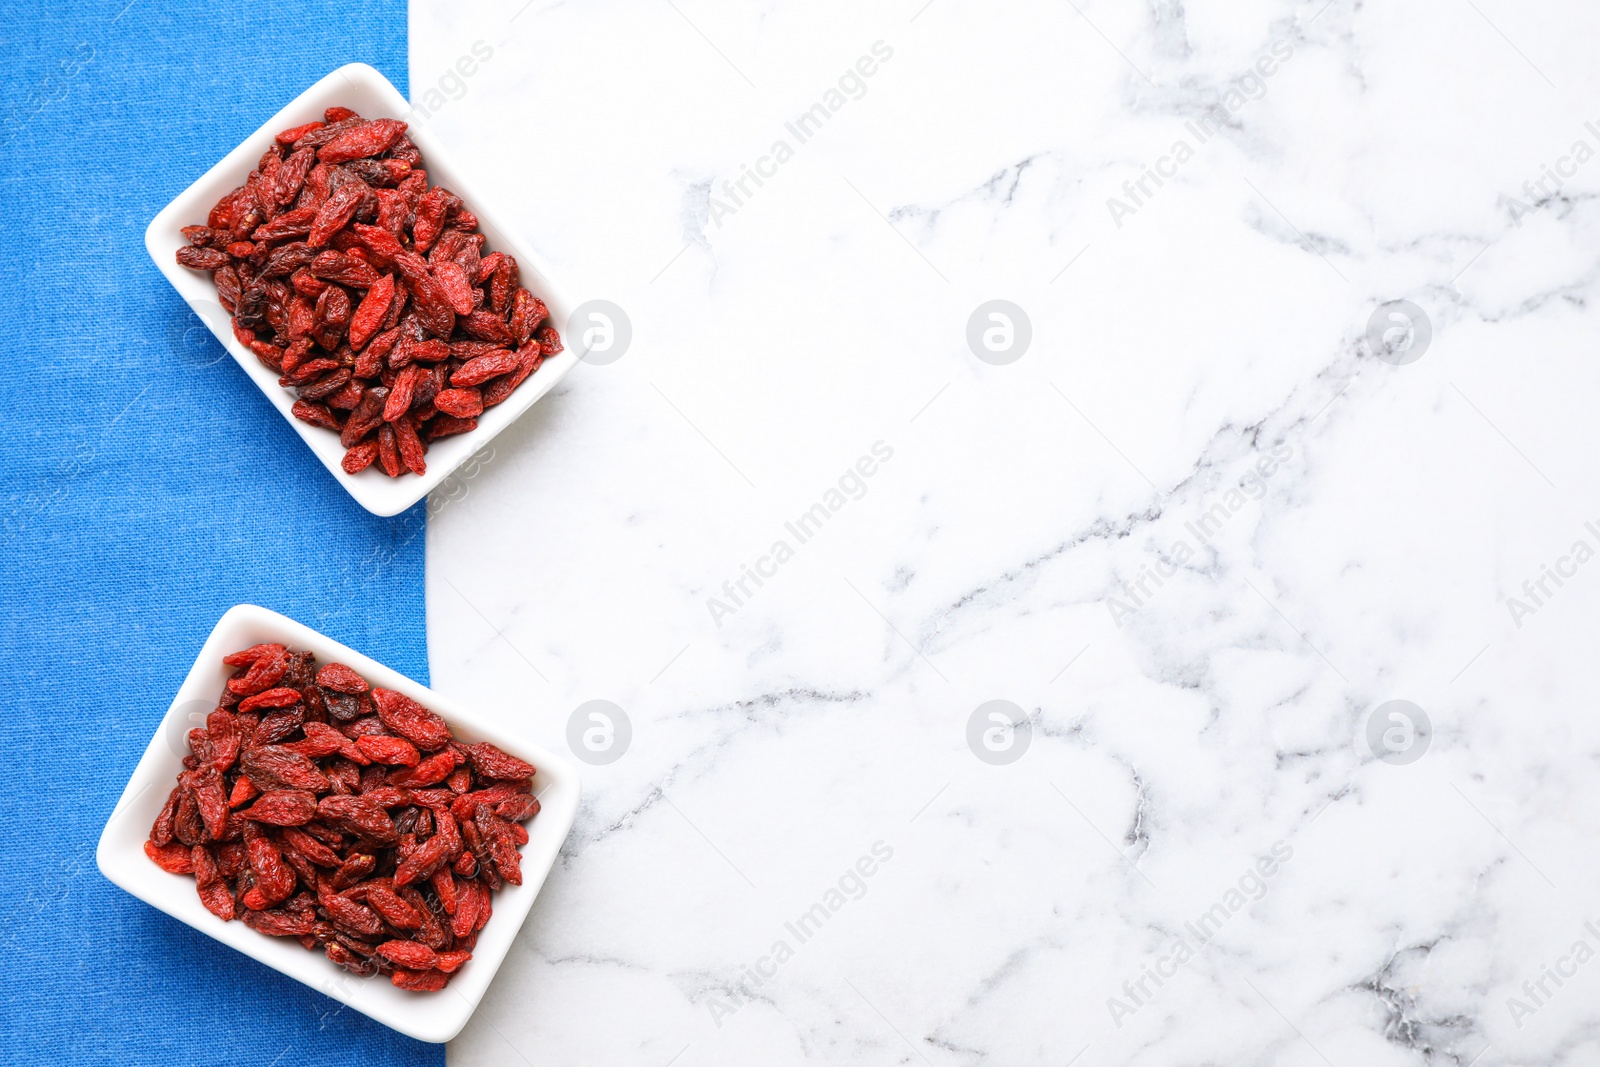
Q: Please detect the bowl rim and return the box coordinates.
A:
[95,603,580,1043]
[144,61,582,517]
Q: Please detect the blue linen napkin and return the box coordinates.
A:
[0,2,442,1063]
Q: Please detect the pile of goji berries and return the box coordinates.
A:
[175,107,561,478]
[145,643,540,992]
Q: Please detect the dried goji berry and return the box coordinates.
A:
[391,751,456,788]
[449,879,481,938]
[318,118,408,164]
[432,388,483,419]
[410,188,449,253]
[391,968,448,992]
[426,414,478,439]
[240,789,319,826]
[451,350,518,388]
[372,688,451,751]
[364,881,423,929]
[356,735,420,766]
[431,259,475,315]
[347,273,394,351]
[458,310,512,345]
[241,745,329,792]
[243,907,316,937]
[475,805,523,885]
[144,840,195,873]
[276,120,324,145]
[393,414,427,476]
[252,705,306,746]
[318,794,398,844]
[227,776,258,808]
[150,786,180,846]
[314,662,368,694]
[377,424,402,478]
[175,246,230,270]
[463,743,536,782]
[383,364,421,422]
[238,686,303,713]
[308,179,368,247]
[191,845,236,921]
[497,795,541,822]
[323,893,384,938]
[227,646,288,696]
[393,834,453,888]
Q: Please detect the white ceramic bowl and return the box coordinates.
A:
[96,604,580,1043]
[145,63,579,517]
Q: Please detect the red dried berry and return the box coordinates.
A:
[497,795,541,822]
[240,745,329,793]
[393,834,454,888]
[365,882,423,929]
[449,783,528,821]
[372,689,451,751]
[187,769,230,840]
[238,686,303,713]
[393,415,427,476]
[150,786,180,846]
[240,789,319,826]
[430,867,458,915]
[318,118,408,164]
[340,385,388,448]
[315,662,369,694]
[243,907,316,937]
[323,892,384,938]
[426,415,478,439]
[356,735,420,766]
[227,776,258,808]
[281,827,341,867]
[432,259,475,315]
[377,424,402,478]
[432,388,483,419]
[383,364,422,422]
[246,830,297,905]
[391,968,449,992]
[436,949,472,974]
[410,188,449,253]
[227,646,289,695]
[377,939,438,970]
[342,440,380,474]
[176,246,229,270]
[476,805,523,886]
[285,723,349,761]
[347,273,394,351]
[277,120,325,144]
[144,840,195,873]
[191,846,236,921]
[317,794,398,844]
[451,350,518,388]
[463,743,536,781]
[207,709,241,772]
[276,146,316,205]
[392,751,456,788]
[308,179,368,247]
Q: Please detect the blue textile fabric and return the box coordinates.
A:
[0,3,442,1063]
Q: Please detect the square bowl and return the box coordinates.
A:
[96,604,580,1043]
[146,63,579,517]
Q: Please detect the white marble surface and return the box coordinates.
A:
[414,1,1600,1063]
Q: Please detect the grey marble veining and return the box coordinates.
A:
[413,1,1600,1063]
